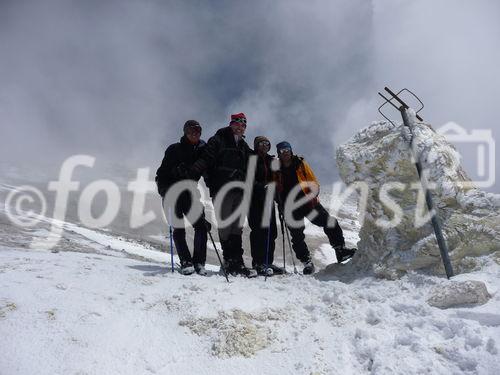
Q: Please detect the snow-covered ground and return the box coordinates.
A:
[1,243,499,375]
[1,185,499,374]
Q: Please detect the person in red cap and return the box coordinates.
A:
[190,113,257,278]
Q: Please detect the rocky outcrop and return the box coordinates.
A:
[427,280,491,309]
[335,116,500,279]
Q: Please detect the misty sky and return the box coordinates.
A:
[1,0,499,192]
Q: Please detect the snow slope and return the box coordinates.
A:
[1,184,499,374]
[1,240,499,374]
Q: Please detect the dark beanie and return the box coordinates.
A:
[276,141,292,153]
[254,135,270,149]
[183,120,201,133]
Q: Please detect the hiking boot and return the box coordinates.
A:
[180,262,195,275]
[255,264,273,277]
[268,264,285,275]
[302,260,315,275]
[334,246,356,263]
[226,261,258,278]
[194,263,207,276]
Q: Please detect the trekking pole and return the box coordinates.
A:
[276,196,287,271]
[284,224,298,274]
[207,229,230,283]
[378,86,454,279]
[278,213,286,271]
[264,201,275,282]
[167,207,175,273]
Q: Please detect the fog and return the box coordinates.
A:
[1,0,498,192]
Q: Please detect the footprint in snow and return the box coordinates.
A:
[79,311,102,322]
[0,301,17,318]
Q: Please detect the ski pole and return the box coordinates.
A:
[284,224,298,274]
[207,229,230,283]
[167,207,175,273]
[279,212,286,271]
[277,197,287,270]
[264,201,274,282]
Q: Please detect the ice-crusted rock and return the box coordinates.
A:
[179,308,282,358]
[427,280,491,308]
[336,118,500,278]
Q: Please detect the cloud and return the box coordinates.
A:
[370,0,500,192]
[1,0,498,192]
[0,0,373,179]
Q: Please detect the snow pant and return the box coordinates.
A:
[248,192,277,267]
[286,203,345,263]
[164,191,207,266]
[213,189,245,263]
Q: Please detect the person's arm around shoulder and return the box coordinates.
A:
[155,144,178,197]
[190,133,221,178]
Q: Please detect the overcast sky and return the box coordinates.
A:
[1,0,499,191]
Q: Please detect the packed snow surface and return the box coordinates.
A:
[1,149,500,374]
[1,240,499,374]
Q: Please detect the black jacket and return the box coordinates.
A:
[191,126,253,197]
[253,153,275,199]
[155,136,206,197]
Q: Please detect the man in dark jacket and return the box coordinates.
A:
[248,136,283,276]
[275,141,356,275]
[156,120,208,276]
[190,113,257,278]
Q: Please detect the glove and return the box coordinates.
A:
[175,163,189,179]
[229,169,245,180]
[187,167,201,181]
[155,177,167,197]
[277,204,284,221]
[204,219,212,232]
[253,182,266,196]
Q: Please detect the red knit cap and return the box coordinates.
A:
[230,113,247,125]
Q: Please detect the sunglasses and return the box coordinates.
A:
[186,127,201,135]
[231,117,247,126]
[278,148,291,154]
[258,141,270,147]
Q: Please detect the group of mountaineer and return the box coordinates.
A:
[155,113,356,278]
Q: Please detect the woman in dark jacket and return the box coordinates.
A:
[248,136,283,276]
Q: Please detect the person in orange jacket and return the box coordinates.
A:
[274,141,356,274]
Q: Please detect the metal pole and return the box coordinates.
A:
[284,224,298,274]
[264,202,274,282]
[277,196,287,270]
[167,207,175,273]
[400,108,454,279]
[208,230,230,283]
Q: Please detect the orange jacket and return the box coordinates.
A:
[275,155,320,208]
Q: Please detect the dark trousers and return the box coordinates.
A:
[213,190,245,263]
[248,193,277,266]
[286,203,345,263]
[167,191,207,266]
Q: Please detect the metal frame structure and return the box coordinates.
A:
[378,87,454,279]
